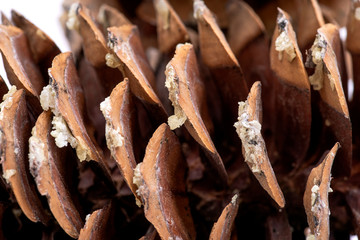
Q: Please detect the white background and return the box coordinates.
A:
[1,0,70,85]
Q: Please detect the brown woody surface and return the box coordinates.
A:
[108,25,168,123]
[195,0,248,120]
[101,79,138,199]
[29,111,83,238]
[235,81,285,208]
[0,1,360,239]
[153,0,188,54]
[0,88,49,224]
[303,142,340,239]
[347,0,360,143]
[209,194,240,240]
[307,24,352,177]
[134,123,196,240]
[270,8,311,168]
[47,52,105,164]
[0,24,44,116]
[78,202,113,240]
[98,4,131,30]
[11,10,61,78]
[297,0,325,50]
[227,1,266,57]
[165,42,227,185]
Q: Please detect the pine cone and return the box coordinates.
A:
[0,0,359,239]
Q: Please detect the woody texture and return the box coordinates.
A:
[0,0,360,239]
